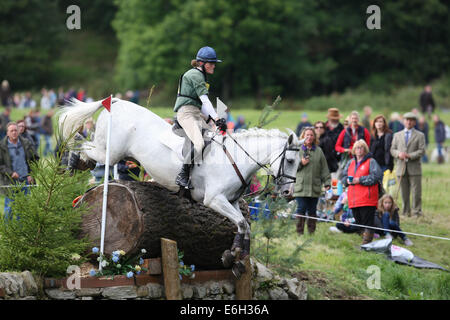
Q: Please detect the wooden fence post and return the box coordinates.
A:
[161,238,182,300]
[235,255,252,300]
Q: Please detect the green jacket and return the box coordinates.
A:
[173,68,209,112]
[293,145,331,198]
[0,136,39,188]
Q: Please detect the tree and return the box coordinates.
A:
[112,0,449,99]
[0,0,65,89]
[0,152,92,277]
[112,0,335,99]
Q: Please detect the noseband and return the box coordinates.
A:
[271,144,299,186]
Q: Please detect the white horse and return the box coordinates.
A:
[58,98,302,276]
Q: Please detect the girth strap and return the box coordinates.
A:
[221,138,248,189]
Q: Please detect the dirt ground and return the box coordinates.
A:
[293,270,372,300]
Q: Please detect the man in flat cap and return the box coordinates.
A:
[390,112,426,217]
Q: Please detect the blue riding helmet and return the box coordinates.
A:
[196,46,222,63]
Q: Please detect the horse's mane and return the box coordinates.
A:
[232,127,288,140]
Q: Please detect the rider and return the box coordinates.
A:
[173,46,227,188]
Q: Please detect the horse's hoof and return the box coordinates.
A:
[221,250,234,268]
[232,263,242,279]
[231,261,246,279]
[236,260,246,274]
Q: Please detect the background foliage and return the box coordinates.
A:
[1,0,448,100]
[112,0,449,99]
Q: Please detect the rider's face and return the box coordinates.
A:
[204,62,216,74]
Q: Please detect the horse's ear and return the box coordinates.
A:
[286,128,298,146]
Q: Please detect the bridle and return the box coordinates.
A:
[211,131,299,197]
[272,143,299,186]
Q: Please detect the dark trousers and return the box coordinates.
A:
[295,197,319,216]
[4,181,30,221]
[336,222,359,233]
[382,213,406,240]
[351,206,376,233]
[295,197,319,234]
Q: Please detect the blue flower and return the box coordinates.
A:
[89,269,96,277]
[112,250,120,257]
[126,271,134,279]
[112,255,120,263]
[179,261,184,267]
[139,258,144,265]
[92,247,99,254]
[190,265,195,271]
[179,274,182,280]
[136,271,141,275]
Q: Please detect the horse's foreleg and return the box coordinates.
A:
[232,201,250,260]
[205,195,247,234]
[205,195,247,269]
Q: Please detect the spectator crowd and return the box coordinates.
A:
[1,79,448,248]
[252,84,447,248]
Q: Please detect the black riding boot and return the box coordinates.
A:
[176,164,193,189]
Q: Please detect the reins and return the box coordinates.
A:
[210,129,298,198]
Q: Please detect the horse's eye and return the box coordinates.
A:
[286,159,294,164]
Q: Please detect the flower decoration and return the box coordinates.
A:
[89,247,148,278]
[178,250,195,280]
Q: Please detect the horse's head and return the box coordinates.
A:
[270,130,303,198]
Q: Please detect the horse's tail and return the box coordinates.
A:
[57,98,116,140]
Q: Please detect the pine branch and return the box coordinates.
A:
[257,95,282,128]
[146,85,156,109]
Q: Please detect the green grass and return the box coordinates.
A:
[251,163,450,300]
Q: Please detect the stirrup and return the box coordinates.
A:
[176,176,193,189]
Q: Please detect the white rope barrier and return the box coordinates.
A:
[248,205,450,241]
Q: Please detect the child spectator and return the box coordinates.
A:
[376,194,413,246]
[329,191,359,233]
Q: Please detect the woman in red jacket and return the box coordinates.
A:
[335,111,371,157]
[341,139,383,244]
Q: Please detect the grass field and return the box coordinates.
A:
[1,100,449,300]
[250,162,450,300]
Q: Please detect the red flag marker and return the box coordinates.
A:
[102,95,112,112]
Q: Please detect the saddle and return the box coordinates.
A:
[171,120,213,163]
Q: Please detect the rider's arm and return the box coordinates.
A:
[199,94,218,120]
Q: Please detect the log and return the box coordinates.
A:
[78,180,250,270]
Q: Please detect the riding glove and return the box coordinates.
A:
[215,118,227,132]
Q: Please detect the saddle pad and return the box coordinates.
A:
[158,128,184,162]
